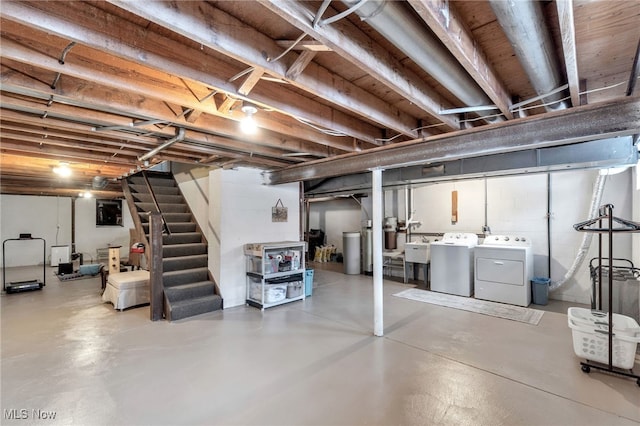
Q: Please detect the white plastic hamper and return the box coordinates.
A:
[568,307,640,370]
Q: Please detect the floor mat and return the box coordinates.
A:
[392,288,544,325]
[55,272,98,282]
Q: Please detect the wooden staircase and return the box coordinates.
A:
[122,171,222,321]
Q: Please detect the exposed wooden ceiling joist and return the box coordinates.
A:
[556,0,581,107]
[408,0,513,119]
[1,1,382,145]
[257,0,460,132]
[108,0,420,139]
[0,0,637,198]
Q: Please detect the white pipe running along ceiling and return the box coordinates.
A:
[489,0,570,111]
[341,0,496,119]
[343,0,570,118]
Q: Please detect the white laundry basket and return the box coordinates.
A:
[568,308,640,370]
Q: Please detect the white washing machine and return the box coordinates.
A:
[474,235,533,307]
[430,232,478,296]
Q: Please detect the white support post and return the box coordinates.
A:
[372,168,384,336]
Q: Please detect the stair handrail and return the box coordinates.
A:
[121,177,151,268]
[142,170,172,236]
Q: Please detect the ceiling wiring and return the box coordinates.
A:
[267,32,308,63]
[294,116,348,137]
[375,123,448,143]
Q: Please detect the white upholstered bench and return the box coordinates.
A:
[102,270,150,310]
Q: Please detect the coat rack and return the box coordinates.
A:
[573,204,640,386]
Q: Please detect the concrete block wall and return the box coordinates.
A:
[408,170,632,304]
[308,169,634,305]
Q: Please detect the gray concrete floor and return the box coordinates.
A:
[1,264,639,425]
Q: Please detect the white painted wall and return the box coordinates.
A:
[74,198,134,264]
[487,174,548,278]
[548,170,632,303]
[308,188,413,255]
[404,169,633,304]
[0,195,133,267]
[210,167,300,308]
[0,195,71,267]
[412,179,485,233]
[308,198,362,253]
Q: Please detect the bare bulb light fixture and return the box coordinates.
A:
[53,162,72,177]
[240,104,258,134]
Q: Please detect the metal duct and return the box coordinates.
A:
[92,176,109,189]
[341,0,497,120]
[489,0,569,111]
[138,128,185,162]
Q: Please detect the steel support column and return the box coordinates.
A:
[372,168,384,337]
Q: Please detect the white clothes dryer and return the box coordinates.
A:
[430,232,478,297]
[474,235,533,307]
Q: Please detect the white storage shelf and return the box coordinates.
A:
[245,241,306,310]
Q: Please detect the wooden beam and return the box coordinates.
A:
[556,0,581,107]
[0,109,161,147]
[408,0,513,120]
[286,50,317,81]
[0,138,138,165]
[237,68,264,96]
[0,122,152,153]
[0,130,144,159]
[217,97,240,115]
[0,98,309,166]
[1,69,337,159]
[184,109,203,124]
[2,1,385,144]
[109,0,420,138]
[1,38,354,153]
[0,115,297,170]
[0,183,123,198]
[257,0,459,131]
[265,97,640,184]
[148,212,164,321]
[0,152,128,178]
[276,40,332,52]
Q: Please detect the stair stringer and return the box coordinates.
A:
[121,171,223,321]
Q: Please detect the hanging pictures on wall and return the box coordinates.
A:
[272,199,288,222]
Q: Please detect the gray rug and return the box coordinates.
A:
[393,288,544,325]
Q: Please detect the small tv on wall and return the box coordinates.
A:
[96,199,123,226]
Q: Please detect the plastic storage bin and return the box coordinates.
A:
[531,277,550,305]
[249,282,287,304]
[568,307,640,369]
[286,282,303,298]
[305,269,314,297]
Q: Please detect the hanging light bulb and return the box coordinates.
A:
[53,162,72,177]
[240,104,258,134]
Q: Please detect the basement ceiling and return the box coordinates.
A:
[1,0,639,198]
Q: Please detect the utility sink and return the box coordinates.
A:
[405,242,430,264]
